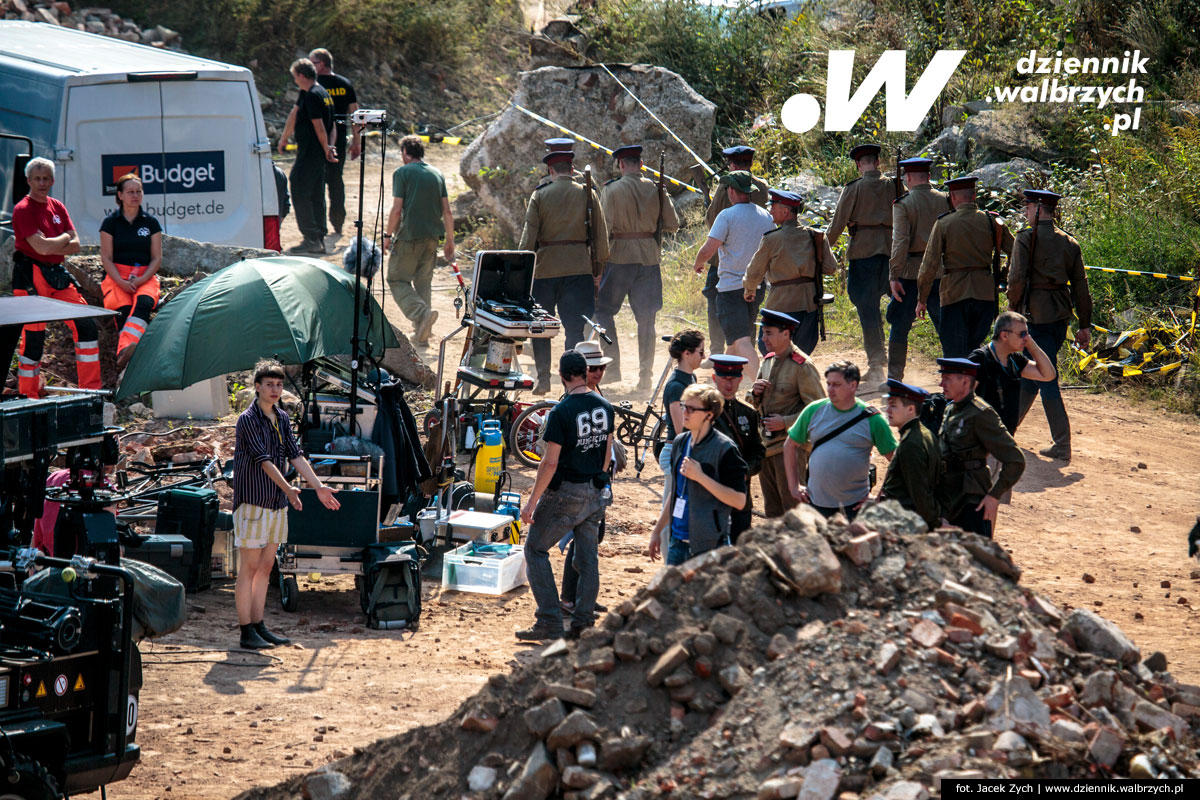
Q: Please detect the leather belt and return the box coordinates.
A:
[539,240,587,247]
[907,250,925,257]
[943,265,991,273]
[611,232,655,240]
[771,276,816,286]
[851,224,892,230]
[1031,282,1067,290]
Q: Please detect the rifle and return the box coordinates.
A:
[814,230,827,341]
[655,151,666,248]
[584,165,601,278]
[1020,203,1041,316]
[894,146,904,200]
[990,212,1005,306]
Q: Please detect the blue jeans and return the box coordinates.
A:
[886,278,942,343]
[847,254,890,332]
[1021,319,1071,446]
[938,297,997,358]
[658,440,673,478]
[667,534,731,566]
[524,482,604,629]
[532,274,596,382]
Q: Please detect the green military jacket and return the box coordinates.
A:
[751,347,825,458]
[880,418,943,529]
[1006,220,1093,329]
[890,184,952,281]
[714,395,765,477]
[917,203,1015,306]
[742,219,839,312]
[518,175,610,280]
[827,169,895,260]
[938,392,1025,514]
[601,173,680,267]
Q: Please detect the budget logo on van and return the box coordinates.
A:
[101,151,226,195]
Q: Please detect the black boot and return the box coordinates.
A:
[254,621,291,646]
[240,623,274,649]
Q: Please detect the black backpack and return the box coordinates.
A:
[920,393,948,435]
[361,542,423,629]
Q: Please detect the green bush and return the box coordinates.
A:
[108,0,519,72]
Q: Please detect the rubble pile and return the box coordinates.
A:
[2,2,183,49]
[239,502,1200,800]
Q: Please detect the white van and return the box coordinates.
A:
[0,21,280,249]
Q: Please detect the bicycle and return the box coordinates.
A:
[507,321,675,475]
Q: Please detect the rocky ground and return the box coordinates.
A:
[235,503,1200,800]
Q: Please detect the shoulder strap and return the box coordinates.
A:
[810,407,876,453]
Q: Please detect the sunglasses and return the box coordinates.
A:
[1002,329,1030,338]
[681,404,710,415]
[587,364,607,372]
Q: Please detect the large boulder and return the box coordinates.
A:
[963,109,1058,165]
[974,158,1047,197]
[460,65,716,239]
[160,234,275,277]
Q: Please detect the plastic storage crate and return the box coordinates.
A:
[441,541,527,595]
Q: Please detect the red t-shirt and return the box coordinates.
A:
[12,195,75,264]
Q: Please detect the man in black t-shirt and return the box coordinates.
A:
[310,48,359,236]
[278,58,336,254]
[518,351,613,641]
[968,311,1055,434]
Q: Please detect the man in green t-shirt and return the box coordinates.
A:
[783,360,897,520]
[382,135,455,345]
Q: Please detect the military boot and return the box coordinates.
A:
[887,340,908,382]
[858,327,887,392]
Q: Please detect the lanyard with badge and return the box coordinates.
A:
[672,433,693,521]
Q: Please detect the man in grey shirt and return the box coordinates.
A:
[691,170,774,376]
[782,360,898,520]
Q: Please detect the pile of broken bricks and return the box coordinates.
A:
[248,501,1200,800]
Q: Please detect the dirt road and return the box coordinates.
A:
[118,147,1200,798]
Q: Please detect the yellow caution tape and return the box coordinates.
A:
[1069,279,1199,380]
[1083,264,1197,281]
[417,134,464,145]
[508,101,703,194]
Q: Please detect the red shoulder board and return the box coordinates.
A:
[790,352,806,365]
[764,352,776,359]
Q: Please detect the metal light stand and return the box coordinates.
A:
[347,109,388,435]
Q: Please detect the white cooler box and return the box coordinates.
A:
[441,541,527,595]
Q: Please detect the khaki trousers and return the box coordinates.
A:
[760,448,807,518]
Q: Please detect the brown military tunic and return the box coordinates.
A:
[601,174,680,267]
[916,203,1015,306]
[1006,220,1092,329]
[518,175,609,279]
[752,347,825,518]
[890,184,951,281]
[742,219,839,312]
[827,170,895,260]
[705,172,769,225]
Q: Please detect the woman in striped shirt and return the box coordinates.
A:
[233,360,340,649]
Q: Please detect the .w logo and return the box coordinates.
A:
[782,50,966,133]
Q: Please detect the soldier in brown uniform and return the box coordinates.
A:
[1006,189,1093,462]
[886,157,951,380]
[916,176,1015,358]
[703,146,769,354]
[827,143,896,387]
[750,310,825,518]
[597,144,681,391]
[536,138,584,187]
[518,149,610,394]
[742,189,839,356]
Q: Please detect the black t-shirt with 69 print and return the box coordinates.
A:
[543,391,613,484]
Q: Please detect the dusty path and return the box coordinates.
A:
[118,146,1200,798]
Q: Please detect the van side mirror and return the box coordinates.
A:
[12,154,29,206]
